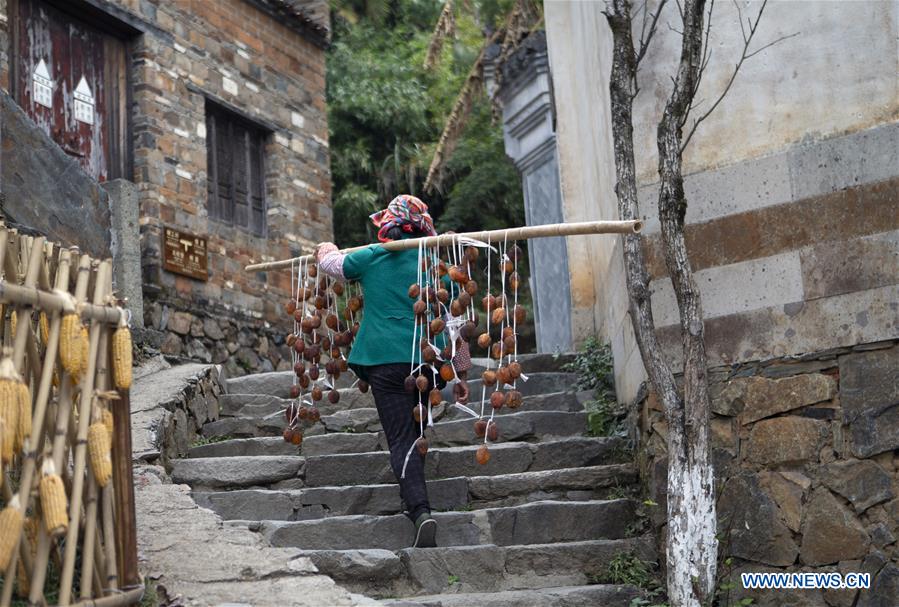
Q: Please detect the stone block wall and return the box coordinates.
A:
[638,340,899,606]
[145,300,292,377]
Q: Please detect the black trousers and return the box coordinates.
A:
[359,363,435,522]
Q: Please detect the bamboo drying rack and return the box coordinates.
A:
[245,219,643,272]
[0,225,141,607]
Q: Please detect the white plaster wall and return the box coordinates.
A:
[544,0,899,404]
[631,0,899,183]
[545,0,641,389]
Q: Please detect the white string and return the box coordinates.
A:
[452,402,480,419]
[512,240,519,388]
[400,441,417,479]
[409,242,421,377]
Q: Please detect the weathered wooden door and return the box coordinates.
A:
[11,0,129,181]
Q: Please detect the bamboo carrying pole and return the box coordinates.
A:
[244,219,643,272]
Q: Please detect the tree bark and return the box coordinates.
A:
[656,1,717,604]
[604,1,717,605]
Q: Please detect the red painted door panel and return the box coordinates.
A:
[14,0,123,181]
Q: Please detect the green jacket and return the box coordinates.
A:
[343,243,450,368]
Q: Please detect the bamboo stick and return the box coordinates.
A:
[82,314,111,599]
[0,281,124,326]
[59,261,111,605]
[80,468,101,598]
[111,385,139,589]
[66,584,144,607]
[0,236,45,607]
[95,323,118,593]
[101,486,119,591]
[28,251,78,606]
[245,219,644,272]
[93,525,109,594]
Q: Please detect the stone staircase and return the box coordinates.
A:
[169,354,655,606]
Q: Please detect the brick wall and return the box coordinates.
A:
[0,0,332,375]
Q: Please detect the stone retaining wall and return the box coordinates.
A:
[130,358,225,467]
[637,340,899,606]
[143,300,293,378]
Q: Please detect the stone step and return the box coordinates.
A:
[441,372,578,401]
[193,477,470,521]
[220,389,586,434]
[220,390,375,418]
[259,499,637,551]
[441,390,591,419]
[170,456,305,490]
[181,435,629,486]
[224,370,356,397]
[202,405,587,444]
[379,584,643,607]
[192,464,637,521]
[469,352,577,376]
[429,410,587,446]
[302,432,387,456]
[303,437,629,487]
[300,537,654,598]
[189,437,299,458]
[225,369,578,401]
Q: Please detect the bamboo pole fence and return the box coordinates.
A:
[0,224,141,606]
[245,219,643,272]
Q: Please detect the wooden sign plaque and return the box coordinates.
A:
[162,227,209,281]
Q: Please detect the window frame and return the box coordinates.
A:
[205,100,269,237]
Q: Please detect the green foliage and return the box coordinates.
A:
[190,434,234,448]
[607,552,654,588]
[596,552,667,607]
[447,573,460,585]
[140,578,161,607]
[563,337,614,391]
[327,0,526,251]
[564,338,624,436]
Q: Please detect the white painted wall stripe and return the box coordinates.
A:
[650,251,805,327]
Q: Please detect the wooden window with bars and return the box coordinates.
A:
[206,102,267,235]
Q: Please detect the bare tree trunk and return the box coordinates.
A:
[604,0,717,604]
[656,1,717,604]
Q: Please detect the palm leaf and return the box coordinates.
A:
[423,0,456,70]
[423,0,541,193]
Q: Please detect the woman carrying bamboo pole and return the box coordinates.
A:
[314,195,471,549]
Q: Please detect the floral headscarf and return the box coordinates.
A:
[369,195,438,243]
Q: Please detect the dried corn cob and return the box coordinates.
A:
[102,408,114,442]
[15,553,30,597]
[60,313,84,378]
[0,357,21,463]
[0,495,24,570]
[14,381,31,453]
[23,515,38,550]
[39,312,49,345]
[88,421,112,487]
[80,325,90,376]
[16,517,39,596]
[39,460,68,537]
[112,324,133,389]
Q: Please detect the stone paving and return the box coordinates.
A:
[132,359,374,607]
[160,353,654,605]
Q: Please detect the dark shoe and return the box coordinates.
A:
[413,512,437,548]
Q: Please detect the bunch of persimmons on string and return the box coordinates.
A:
[281,237,528,466]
